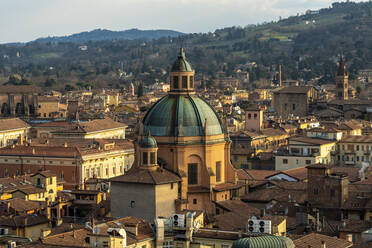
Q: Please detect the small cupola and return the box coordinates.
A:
[139,131,158,166]
[170,48,195,93]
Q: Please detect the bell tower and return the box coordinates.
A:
[335,56,348,100]
[170,48,195,93]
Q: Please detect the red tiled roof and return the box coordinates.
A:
[111,166,181,185]
[293,233,352,248]
[0,118,30,131]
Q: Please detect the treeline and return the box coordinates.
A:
[1,1,372,90]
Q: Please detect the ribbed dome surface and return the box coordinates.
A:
[171,48,193,72]
[232,236,295,248]
[142,94,224,137]
[140,135,157,148]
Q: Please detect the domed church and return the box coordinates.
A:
[111,49,242,221]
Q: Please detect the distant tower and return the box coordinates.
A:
[130,83,135,97]
[245,105,263,132]
[335,56,348,100]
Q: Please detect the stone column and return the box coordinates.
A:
[9,94,15,116]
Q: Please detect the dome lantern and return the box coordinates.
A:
[170,48,195,93]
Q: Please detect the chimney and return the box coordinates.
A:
[260,209,265,217]
[321,240,326,248]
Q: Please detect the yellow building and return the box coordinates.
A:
[337,135,372,166]
[37,96,67,118]
[0,215,50,240]
[0,170,61,202]
[275,136,336,170]
[0,118,30,148]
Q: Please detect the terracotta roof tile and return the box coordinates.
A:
[0,118,30,132]
[293,233,352,248]
[111,166,181,185]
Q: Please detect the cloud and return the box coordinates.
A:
[0,0,360,43]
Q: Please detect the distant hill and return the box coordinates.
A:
[33,28,184,43]
[2,1,372,90]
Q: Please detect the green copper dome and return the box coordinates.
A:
[142,94,224,137]
[232,236,295,248]
[171,48,193,72]
[140,132,157,148]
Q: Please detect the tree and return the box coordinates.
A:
[45,78,56,87]
[137,83,144,97]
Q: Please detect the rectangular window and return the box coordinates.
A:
[189,76,194,88]
[306,160,311,164]
[143,152,148,164]
[216,162,221,182]
[292,104,296,110]
[61,171,64,180]
[283,159,288,164]
[182,76,188,88]
[150,152,155,164]
[330,189,335,197]
[173,76,179,89]
[234,155,238,162]
[314,188,318,195]
[106,168,108,176]
[130,200,135,208]
[113,167,116,175]
[291,148,300,154]
[188,163,198,185]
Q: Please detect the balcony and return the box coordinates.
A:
[364,151,371,155]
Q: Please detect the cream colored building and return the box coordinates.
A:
[0,139,134,189]
[337,135,372,166]
[275,136,336,170]
[37,96,67,119]
[0,118,30,147]
[32,118,127,139]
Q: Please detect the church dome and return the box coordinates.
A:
[232,236,295,248]
[171,48,193,72]
[142,94,225,137]
[140,133,157,148]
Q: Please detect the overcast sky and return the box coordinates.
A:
[0,0,363,43]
